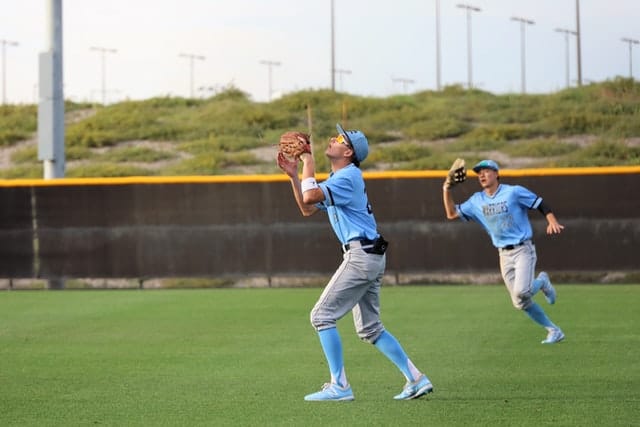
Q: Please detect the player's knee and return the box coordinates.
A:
[356,326,383,344]
[513,297,532,310]
[310,310,335,330]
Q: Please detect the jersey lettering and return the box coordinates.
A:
[482,201,508,217]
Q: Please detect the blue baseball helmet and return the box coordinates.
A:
[336,123,369,163]
[472,159,500,173]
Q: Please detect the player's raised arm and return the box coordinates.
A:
[276,151,318,217]
[442,158,466,220]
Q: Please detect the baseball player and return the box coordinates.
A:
[277,124,433,401]
[442,159,565,344]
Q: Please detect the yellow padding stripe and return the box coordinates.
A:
[1,166,639,187]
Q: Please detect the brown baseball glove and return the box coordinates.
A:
[444,158,466,189]
[278,131,311,161]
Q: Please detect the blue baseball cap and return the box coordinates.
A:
[336,123,369,163]
[472,159,500,173]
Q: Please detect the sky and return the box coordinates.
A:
[2,0,639,104]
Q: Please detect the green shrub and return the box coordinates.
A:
[367,143,432,163]
[164,154,222,175]
[100,146,174,163]
[9,146,38,164]
[11,145,93,164]
[502,138,579,157]
[404,118,471,140]
[557,140,640,166]
[66,163,154,177]
[0,164,43,179]
[403,153,477,171]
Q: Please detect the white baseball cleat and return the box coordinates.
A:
[393,374,433,400]
[541,328,565,344]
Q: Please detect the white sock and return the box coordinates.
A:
[331,367,348,387]
[407,359,423,382]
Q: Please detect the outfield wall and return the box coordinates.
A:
[1,167,639,281]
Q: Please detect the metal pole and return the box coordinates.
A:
[40,0,65,289]
[564,32,571,87]
[466,9,472,88]
[457,4,481,89]
[179,53,205,98]
[621,38,640,78]
[1,40,19,105]
[555,28,576,88]
[90,47,116,105]
[42,0,64,180]
[511,17,535,94]
[260,60,281,101]
[435,0,441,90]
[330,0,336,91]
[575,0,582,86]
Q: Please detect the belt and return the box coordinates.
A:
[341,239,375,253]
[501,240,531,250]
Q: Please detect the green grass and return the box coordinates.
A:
[0,285,638,426]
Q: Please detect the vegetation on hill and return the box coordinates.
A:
[1,78,639,178]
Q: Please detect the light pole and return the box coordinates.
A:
[90,46,117,105]
[179,53,205,98]
[456,4,481,89]
[575,0,582,86]
[260,60,281,101]
[621,37,639,78]
[555,28,577,88]
[1,39,19,105]
[392,77,415,94]
[334,68,351,92]
[435,0,441,90]
[511,16,535,94]
[330,0,336,91]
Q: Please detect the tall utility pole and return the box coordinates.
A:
[330,0,336,91]
[555,28,577,88]
[90,46,117,105]
[38,0,65,180]
[259,59,281,101]
[456,4,481,89]
[179,53,205,98]
[621,37,640,78]
[575,0,582,86]
[1,39,19,105]
[334,68,351,92]
[435,0,441,90]
[511,17,535,94]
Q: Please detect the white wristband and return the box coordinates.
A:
[301,177,319,193]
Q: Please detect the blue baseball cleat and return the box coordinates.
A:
[393,374,433,400]
[538,271,556,305]
[304,383,354,401]
[541,328,565,344]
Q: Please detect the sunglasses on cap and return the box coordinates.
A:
[336,133,352,148]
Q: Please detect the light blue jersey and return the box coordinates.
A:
[317,164,378,245]
[457,183,542,248]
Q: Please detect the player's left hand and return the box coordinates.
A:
[546,222,565,235]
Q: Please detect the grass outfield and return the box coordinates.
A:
[1,285,638,426]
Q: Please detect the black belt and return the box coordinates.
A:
[501,240,531,250]
[341,237,388,255]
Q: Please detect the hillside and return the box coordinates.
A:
[1,78,639,179]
